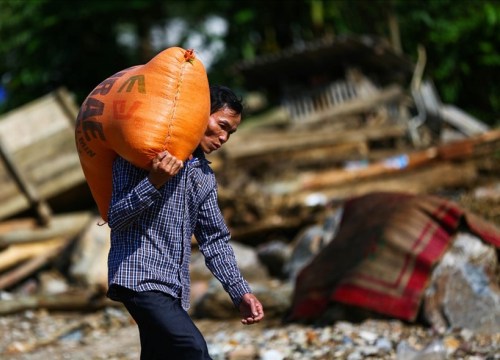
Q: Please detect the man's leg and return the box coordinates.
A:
[122,290,212,360]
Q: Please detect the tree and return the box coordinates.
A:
[0,0,167,113]
[394,0,500,122]
[0,0,498,125]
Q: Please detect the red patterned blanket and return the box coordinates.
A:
[288,192,500,322]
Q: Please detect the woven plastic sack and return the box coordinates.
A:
[75,47,210,221]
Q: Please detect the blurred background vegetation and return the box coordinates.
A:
[0,0,499,124]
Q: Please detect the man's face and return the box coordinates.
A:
[199,106,241,154]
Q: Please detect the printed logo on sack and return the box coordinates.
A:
[75,70,145,158]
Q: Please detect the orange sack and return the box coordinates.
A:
[75,47,210,221]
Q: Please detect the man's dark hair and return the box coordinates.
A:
[210,85,243,116]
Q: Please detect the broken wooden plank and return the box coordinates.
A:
[299,148,438,191]
[288,161,479,206]
[0,237,67,273]
[230,215,315,244]
[0,245,62,289]
[223,123,408,160]
[0,211,93,247]
[230,142,369,174]
[0,136,52,225]
[0,88,86,221]
[296,128,500,191]
[440,104,489,136]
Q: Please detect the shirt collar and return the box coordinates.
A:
[188,146,211,166]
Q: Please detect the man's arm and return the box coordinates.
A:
[194,187,265,325]
[107,152,182,230]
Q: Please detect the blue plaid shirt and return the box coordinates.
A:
[107,149,251,310]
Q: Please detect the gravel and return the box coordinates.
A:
[1,307,499,360]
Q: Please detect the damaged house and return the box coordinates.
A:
[208,34,500,333]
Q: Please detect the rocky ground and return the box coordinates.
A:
[1,178,499,360]
[0,306,499,360]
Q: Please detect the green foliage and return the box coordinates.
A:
[0,0,498,124]
[395,0,500,122]
[0,0,167,113]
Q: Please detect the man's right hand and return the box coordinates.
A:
[148,151,183,189]
[239,293,264,325]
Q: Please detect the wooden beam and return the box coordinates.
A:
[0,211,93,247]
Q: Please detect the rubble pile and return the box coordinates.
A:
[0,35,499,359]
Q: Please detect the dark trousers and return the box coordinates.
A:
[108,285,212,360]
